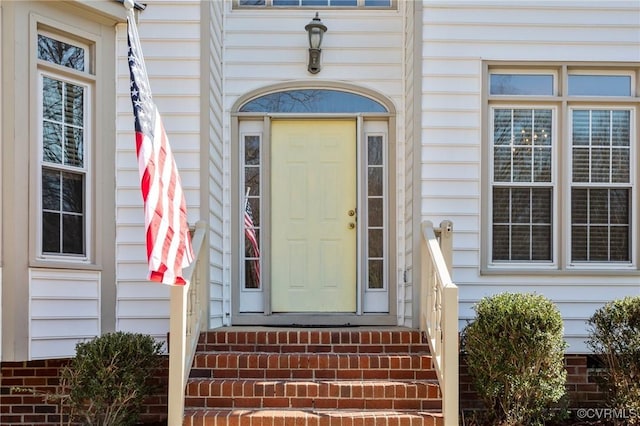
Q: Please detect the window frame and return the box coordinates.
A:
[484,63,639,272]
[35,27,95,264]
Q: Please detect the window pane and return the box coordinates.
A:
[568,75,631,96]
[512,147,532,182]
[368,136,383,165]
[571,189,588,224]
[368,167,383,196]
[244,135,260,165]
[490,74,554,96]
[589,189,609,224]
[492,225,509,260]
[245,229,260,258]
[572,148,589,182]
[572,110,590,146]
[368,229,383,257]
[493,147,512,182]
[532,188,552,224]
[43,77,62,121]
[493,109,513,146]
[245,167,260,196]
[273,0,299,4]
[42,212,61,253]
[571,226,587,261]
[612,110,630,147]
[65,126,83,167]
[493,188,509,223]
[240,89,387,113]
[511,188,530,223]
[591,110,610,146]
[42,169,61,211]
[610,189,629,225]
[532,225,551,260]
[533,147,551,182]
[62,214,84,254]
[65,83,84,126]
[62,172,84,213]
[514,109,533,145]
[590,148,610,183]
[247,197,260,227]
[365,0,391,5]
[239,0,265,4]
[332,0,357,5]
[534,109,552,146]
[38,34,85,71]
[302,0,328,5]
[611,148,630,183]
[368,198,383,227]
[610,227,630,261]
[589,226,609,261]
[511,225,531,260]
[245,260,261,289]
[43,122,63,164]
[368,260,384,289]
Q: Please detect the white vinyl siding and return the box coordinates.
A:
[422,1,640,352]
[115,1,202,341]
[205,0,226,328]
[29,269,100,360]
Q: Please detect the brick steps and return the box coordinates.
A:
[190,353,437,380]
[185,379,441,410]
[183,328,443,426]
[184,409,444,426]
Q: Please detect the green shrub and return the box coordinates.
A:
[587,296,640,423]
[58,331,164,425]
[461,292,567,426]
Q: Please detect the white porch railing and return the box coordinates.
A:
[167,220,209,426]
[420,220,458,426]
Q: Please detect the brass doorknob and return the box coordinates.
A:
[348,223,355,229]
[348,209,355,217]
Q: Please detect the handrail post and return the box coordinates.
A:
[437,220,453,276]
[168,284,188,426]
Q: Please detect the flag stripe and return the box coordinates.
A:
[127,13,194,285]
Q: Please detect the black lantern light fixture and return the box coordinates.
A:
[304,13,327,74]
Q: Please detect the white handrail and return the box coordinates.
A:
[167,220,209,426]
[420,220,458,426]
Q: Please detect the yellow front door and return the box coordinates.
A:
[271,120,357,312]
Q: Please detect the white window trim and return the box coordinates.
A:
[36,61,93,263]
[565,105,637,270]
[487,104,559,270]
[485,64,639,273]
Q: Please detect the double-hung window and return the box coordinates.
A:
[37,31,92,259]
[487,66,636,269]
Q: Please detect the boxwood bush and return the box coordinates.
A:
[58,331,164,425]
[587,296,640,424]
[461,292,567,425]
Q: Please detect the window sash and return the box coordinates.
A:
[39,69,90,259]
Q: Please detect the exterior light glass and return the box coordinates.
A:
[304,13,327,74]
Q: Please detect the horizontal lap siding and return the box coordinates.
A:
[115,1,201,344]
[29,269,100,359]
[421,1,640,353]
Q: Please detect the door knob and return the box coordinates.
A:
[348,209,355,216]
[348,223,355,229]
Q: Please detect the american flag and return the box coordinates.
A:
[127,14,194,285]
[244,199,261,285]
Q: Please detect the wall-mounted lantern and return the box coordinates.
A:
[304,13,327,74]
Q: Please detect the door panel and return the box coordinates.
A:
[271,120,356,312]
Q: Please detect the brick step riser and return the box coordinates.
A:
[198,330,429,355]
[185,396,442,411]
[185,380,441,410]
[183,410,444,426]
[199,344,431,354]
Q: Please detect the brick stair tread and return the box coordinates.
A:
[198,329,430,354]
[184,379,442,411]
[190,352,436,381]
[183,408,444,426]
